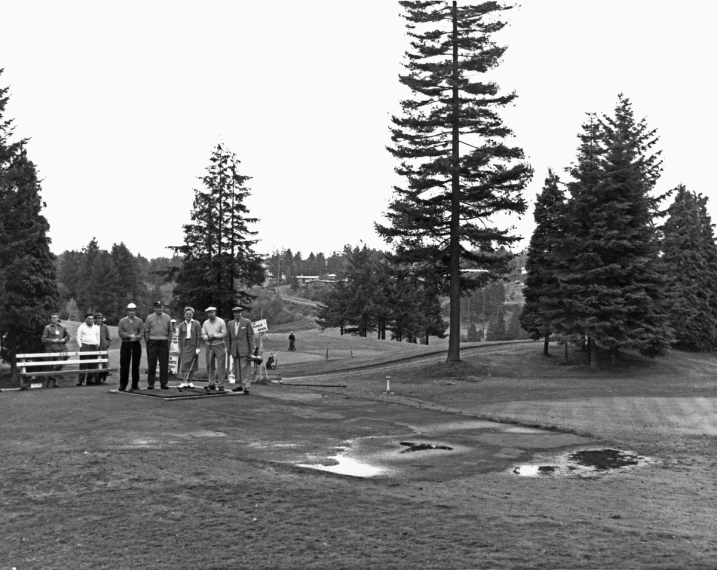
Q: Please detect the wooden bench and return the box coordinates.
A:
[16,351,113,390]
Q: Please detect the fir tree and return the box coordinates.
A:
[662,186,717,351]
[0,71,60,380]
[559,97,672,365]
[486,305,506,341]
[169,144,264,318]
[376,1,532,362]
[520,169,566,355]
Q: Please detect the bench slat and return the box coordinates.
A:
[21,359,109,367]
[19,368,114,377]
[17,351,109,358]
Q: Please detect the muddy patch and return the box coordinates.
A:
[513,448,648,478]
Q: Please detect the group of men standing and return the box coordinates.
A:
[41,301,265,392]
[117,301,258,393]
[41,311,111,387]
[177,304,256,393]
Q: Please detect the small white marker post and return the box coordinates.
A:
[384,376,394,395]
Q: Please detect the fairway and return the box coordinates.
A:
[1,341,716,569]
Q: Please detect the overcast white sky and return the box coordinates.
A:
[2,1,715,260]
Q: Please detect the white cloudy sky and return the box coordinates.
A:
[2,1,715,260]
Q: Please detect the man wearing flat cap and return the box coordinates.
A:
[94,312,112,384]
[201,306,227,391]
[178,306,201,388]
[228,305,255,394]
[118,302,144,391]
[144,301,173,389]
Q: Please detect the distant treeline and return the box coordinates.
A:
[55,238,181,325]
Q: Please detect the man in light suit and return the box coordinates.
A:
[228,305,255,394]
[177,306,202,388]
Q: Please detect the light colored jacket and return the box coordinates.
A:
[228,317,255,357]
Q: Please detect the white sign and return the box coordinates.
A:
[252,319,268,334]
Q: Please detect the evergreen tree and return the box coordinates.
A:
[0,71,60,380]
[506,308,526,340]
[466,322,480,342]
[376,1,532,361]
[662,186,717,351]
[520,169,566,355]
[170,144,264,318]
[559,97,672,365]
[111,242,144,307]
[486,305,506,341]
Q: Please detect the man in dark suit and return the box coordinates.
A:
[228,305,255,394]
[95,312,112,384]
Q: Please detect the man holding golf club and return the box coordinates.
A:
[177,306,201,388]
[201,306,227,392]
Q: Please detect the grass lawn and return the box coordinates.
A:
[1,327,716,568]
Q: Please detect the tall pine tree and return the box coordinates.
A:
[559,97,672,365]
[520,168,566,355]
[376,1,532,362]
[169,144,264,318]
[0,71,60,381]
[662,186,717,351]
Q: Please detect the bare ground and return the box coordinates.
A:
[1,338,716,569]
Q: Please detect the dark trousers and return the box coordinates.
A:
[78,344,99,384]
[147,339,169,386]
[120,341,142,389]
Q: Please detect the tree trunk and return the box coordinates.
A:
[543,333,550,356]
[590,336,598,368]
[447,0,461,363]
[610,345,618,365]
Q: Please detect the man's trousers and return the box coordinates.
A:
[233,355,253,390]
[206,342,226,388]
[120,341,142,390]
[146,339,169,387]
[78,344,99,385]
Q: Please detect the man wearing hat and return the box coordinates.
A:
[201,306,227,391]
[228,305,255,394]
[94,313,112,384]
[76,313,100,386]
[118,302,144,391]
[40,312,70,387]
[177,306,201,388]
[144,301,173,389]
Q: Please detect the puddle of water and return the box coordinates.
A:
[512,448,648,478]
[503,427,548,434]
[298,455,386,478]
[399,441,453,453]
[569,449,638,470]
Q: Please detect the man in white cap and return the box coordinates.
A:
[117,302,144,391]
[201,306,227,392]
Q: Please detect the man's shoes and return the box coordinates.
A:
[147,385,154,390]
[178,382,188,389]
[128,388,135,392]
[231,387,243,393]
[204,385,217,392]
[244,389,250,395]
[118,387,126,392]
[160,385,169,390]
[187,383,195,388]
[76,381,83,386]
